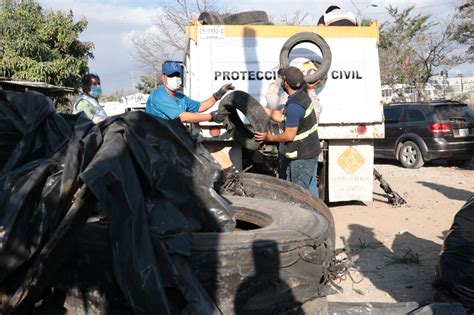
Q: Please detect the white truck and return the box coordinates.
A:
[183,20,384,202]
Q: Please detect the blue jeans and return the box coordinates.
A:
[280,155,319,198]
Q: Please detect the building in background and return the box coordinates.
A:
[102,92,148,116]
[381,74,474,105]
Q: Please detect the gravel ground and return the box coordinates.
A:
[327,159,474,305]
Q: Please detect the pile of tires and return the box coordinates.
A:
[198,11,274,25]
[55,174,335,314]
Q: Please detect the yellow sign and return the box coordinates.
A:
[337,147,365,175]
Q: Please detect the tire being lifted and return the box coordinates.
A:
[219,90,271,151]
[279,32,332,84]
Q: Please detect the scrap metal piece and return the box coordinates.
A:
[326,237,363,293]
[374,168,407,206]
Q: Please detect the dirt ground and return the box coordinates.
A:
[327,159,474,305]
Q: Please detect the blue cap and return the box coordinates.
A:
[162,61,183,76]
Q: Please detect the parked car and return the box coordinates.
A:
[375,100,474,168]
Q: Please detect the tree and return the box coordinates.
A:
[130,0,220,81]
[277,10,309,25]
[0,0,93,95]
[135,74,161,94]
[379,6,464,101]
[100,90,125,102]
[450,0,473,62]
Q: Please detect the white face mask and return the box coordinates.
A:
[165,76,182,91]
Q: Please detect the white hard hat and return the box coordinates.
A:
[289,57,318,77]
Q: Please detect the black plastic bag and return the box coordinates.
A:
[0,91,71,172]
[433,195,474,311]
[0,90,234,314]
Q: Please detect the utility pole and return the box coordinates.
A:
[351,1,377,22]
[130,71,135,91]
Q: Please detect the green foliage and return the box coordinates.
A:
[100,91,125,102]
[451,0,473,62]
[359,17,372,27]
[451,92,471,103]
[385,248,421,265]
[135,75,160,94]
[379,6,464,100]
[0,0,93,92]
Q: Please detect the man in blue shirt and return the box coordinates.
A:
[146,61,234,123]
[255,67,321,197]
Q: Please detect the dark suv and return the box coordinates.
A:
[375,100,474,168]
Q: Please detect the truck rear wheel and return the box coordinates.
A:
[279,32,332,83]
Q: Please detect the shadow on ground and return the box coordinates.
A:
[347,224,443,304]
[417,181,473,202]
[375,158,474,170]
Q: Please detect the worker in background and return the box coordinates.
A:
[265,58,322,186]
[255,67,321,197]
[265,58,322,121]
[146,60,234,124]
[318,5,358,26]
[73,73,107,124]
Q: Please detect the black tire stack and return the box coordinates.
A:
[198,11,274,25]
[56,174,335,314]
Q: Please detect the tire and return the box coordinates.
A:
[56,196,333,314]
[219,91,271,151]
[239,172,334,231]
[446,159,472,168]
[398,141,424,169]
[223,11,269,25]
[198,12,224,25]
[279,32,332,84]
[247,21,275,25]
[191,196,333,314]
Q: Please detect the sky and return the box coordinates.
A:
[37,0,471,95]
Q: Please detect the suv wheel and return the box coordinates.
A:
[399,141,424,169]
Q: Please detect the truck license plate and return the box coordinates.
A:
[458,128,469,137]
